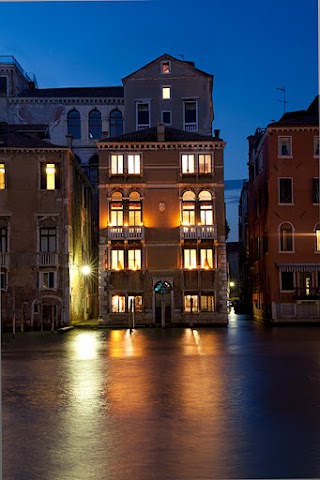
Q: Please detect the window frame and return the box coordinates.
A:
[40,271,56,290]
[183,248,197,269]
[162,86,171,100]
[184,294,199,312]
[40,163,61,190]
[109,109,123,138]
[315,223,320,253]
[160,61,171,75]
[161,110,172,125]
[278,177,293,205]
[183,99,198,132]
[279,222,294,253]
[111,294,126,313]
[67,109,81,139]
[110,154,124,175]
[181,154,195,174]
[0,163,6,190]
[88,109,102,140]
[136,101,150,130]
[312,177,320,204]
[314,136,319,157]
[40,227,57,253]
[278,136,292,157]
[111,249,125,270]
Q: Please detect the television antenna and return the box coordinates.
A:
[276,87,289,114]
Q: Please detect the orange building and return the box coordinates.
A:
[98,125,228,326]
[247,97,320,322]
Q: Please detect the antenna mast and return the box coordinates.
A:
[276,87,288,114]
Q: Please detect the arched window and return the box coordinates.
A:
[279,222,294,252]
[110,109,123,137]
[89,110,102,139]
[67,110,81,139]
[128,191,142,226]
[315,223,320,252]
[182,190,195,225]
[199,190,213,225]
[110,192,123,226]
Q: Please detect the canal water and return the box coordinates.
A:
[2,313,320,480]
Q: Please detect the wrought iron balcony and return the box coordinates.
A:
[180,225,217,240]
[293,288,320,301]
[108,226,144,240]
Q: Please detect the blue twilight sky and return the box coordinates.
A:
[0,0,318,240]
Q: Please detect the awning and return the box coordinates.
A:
[278,264,320,272]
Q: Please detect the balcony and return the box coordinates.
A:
[108,226,144,240]
[37,252,58,266]
[180,225,217,240]
[184,124,198,132]
[293,288,320,301]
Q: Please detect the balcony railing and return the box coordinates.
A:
[180,225,217,240]
[37,252,58,266]
[108,226,144,240]
[184,123,198,132]
[293,288,320,300]
[0,252,9,267]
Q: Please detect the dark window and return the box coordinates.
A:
[279,178,292,204]
[89,110,102,139]
[0,271,5,289]
[110,109,123,137]
[137,103,149,127]
[281,271,294,291]
[0,227,7,252]
[67,110,81,139]
[40,228,57,252]
[0,77,7,95]
[312,178,320,203]
[184,101,196,124]
[162,111,171,124]
[280,223,293,251]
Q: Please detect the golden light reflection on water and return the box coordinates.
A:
[73,332,99,360]
[108,328,142,357]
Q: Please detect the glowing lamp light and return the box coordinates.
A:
[230,281,235,287]
[82,265,91,276]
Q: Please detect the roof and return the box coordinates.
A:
[17,86,124,98]
[0,122,48,132]
[122,53,213,82]
[268,96,319,127]
[105,126,217,143]
[0,124,63,148]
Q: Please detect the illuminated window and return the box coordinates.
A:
[199,154,212,174]
[129,191,142,225]
[200,295,215,312]
[67,109,81,139]
[128,295,143,312]
[199,191,213,225]
[279,222,294,252]
[184,249,197,269]
[111,154,124,174]
[112,295,126,313]
[181,154,195,174]
[128,155,141,174]
[315,224,320,252]
[184,294,198,312]
[200,249,213,269]
[161,61,171,74]
[40,228,56,252]
[162,86,171,99]
[136,102,150,130]
[40,163,60,190]
[128,249,141,270]
[110,109,123,137]
[182,190,195,225]
[110,192,123,226]
[111,250,124,270]
[278,136,292,157]
[89,109,102,139]
[41,271,55,289]
[0,164,5,189]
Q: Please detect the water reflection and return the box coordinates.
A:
[2,323,320,479]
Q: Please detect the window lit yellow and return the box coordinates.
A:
[46,164,56,190]
[0,164,5,190]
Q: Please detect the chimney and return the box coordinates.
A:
[214,129,220,139]
[157,123,165,142]
[66,135,73,148]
